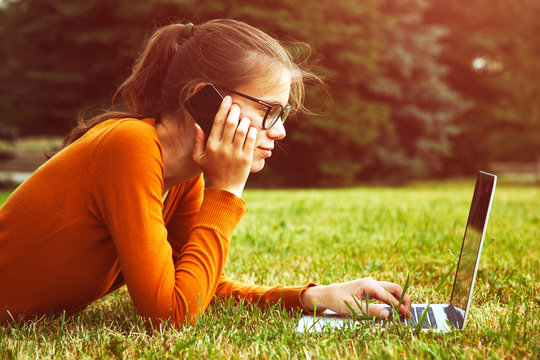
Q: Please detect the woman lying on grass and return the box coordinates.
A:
[0,19,411,327]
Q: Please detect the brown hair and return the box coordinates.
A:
[60,19,320,148]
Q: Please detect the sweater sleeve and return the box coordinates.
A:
[166,174,317,315]
[85,120,247,326]
[166,175,205,261]
[213,274,317,314]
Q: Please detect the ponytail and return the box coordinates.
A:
[58,24,188,150]
[115,24,187,115]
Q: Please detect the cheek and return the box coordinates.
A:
[240,107,265,127]
[251,126,266,146]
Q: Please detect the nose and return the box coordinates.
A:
[267,118,286,140]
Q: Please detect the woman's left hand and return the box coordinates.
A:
[301,277,412,319]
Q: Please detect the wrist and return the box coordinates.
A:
[301,285,328,313]
[208,183,244,198]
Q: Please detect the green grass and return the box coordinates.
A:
[1,180,538,359]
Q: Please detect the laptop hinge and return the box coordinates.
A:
[444,304,464,329]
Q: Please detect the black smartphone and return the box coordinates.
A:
[184,83,223,136]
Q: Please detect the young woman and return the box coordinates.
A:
[0,19,411,326]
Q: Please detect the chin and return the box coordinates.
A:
[250,159,266,173]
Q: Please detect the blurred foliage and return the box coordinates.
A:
[425,0,540,173]
[0,0,538,186]
[0,0,165,133]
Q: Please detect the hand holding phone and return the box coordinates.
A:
[189,84,257,198]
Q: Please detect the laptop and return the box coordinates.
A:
[297,171,497,333]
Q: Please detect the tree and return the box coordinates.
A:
[354,0,468,182]
[425,0,540,172]
[0,0,163,134]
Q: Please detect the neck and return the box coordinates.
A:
[155,114,201,195]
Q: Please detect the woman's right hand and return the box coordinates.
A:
[192,95,257,198]
[301,277,412,318]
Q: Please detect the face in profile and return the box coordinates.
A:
[228,67,291,173]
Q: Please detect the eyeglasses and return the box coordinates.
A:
[217,87,291,130]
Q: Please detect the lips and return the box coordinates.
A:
[258,147,273,157]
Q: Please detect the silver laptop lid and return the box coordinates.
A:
[449,171,497,328]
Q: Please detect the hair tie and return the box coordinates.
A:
[182,23,194,40]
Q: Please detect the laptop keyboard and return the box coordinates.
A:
[382,306,438,329]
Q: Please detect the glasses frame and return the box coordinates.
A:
[217,87,291,130]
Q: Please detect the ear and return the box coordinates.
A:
[192,82,206,94]
[179,82,207,109]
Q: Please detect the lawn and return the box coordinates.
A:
[0,180,538,359]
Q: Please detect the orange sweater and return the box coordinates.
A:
[0,118,313,325]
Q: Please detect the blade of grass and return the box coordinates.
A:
[365,292,369,317]
[506,293,519,347]
[225,296,233,315]
[343,298,378,322]
[0,305,7,324]
[413,304,431,335]
[173,338,197,354]
[307,318,322,333]
[532,335,539,360]
[397,273,410,312]
[305,300,322,333]
[435,263,456,292]
[386,273,411,331]
[343,300,361,321]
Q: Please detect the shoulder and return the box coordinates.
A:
[110,118,157,134]
[88,118,162,163]
[86,118,164,181]
[96,118,160,153]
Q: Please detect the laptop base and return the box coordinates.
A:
[296,304,460,333]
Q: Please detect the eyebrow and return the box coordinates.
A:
[260,98,286,106]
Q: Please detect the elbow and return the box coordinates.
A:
[168,292,210,327]
[143,304,203,331]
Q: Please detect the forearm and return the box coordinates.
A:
[167,189,247,323]
[215,275,317,313]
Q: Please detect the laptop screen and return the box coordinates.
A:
[449,171,496,327]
